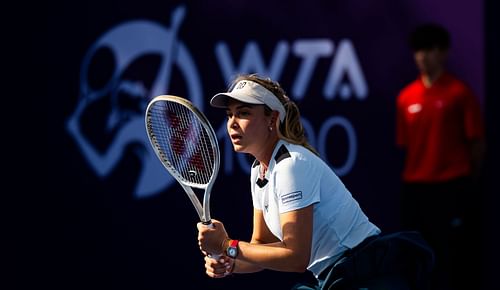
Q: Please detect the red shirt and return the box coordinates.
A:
[396,72,484,182]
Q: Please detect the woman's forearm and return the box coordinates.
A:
[236,241,309,273]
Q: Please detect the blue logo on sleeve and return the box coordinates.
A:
[281,191,303,204]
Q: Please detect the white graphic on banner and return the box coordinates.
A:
[67,6,203,198]
[214,39,366,176]
[67,5,368,198]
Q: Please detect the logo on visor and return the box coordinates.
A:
[235,81,247,90]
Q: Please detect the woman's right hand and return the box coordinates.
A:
[203,255,235,278]
[197,219,228,255]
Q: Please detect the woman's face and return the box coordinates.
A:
[225,99,273,155]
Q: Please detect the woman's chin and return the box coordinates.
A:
[232,144,246,153]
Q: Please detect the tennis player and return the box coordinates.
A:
[197,74,433,289]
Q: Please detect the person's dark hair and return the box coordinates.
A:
[409,23,450,51]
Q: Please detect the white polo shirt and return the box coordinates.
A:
[251,140,380,277]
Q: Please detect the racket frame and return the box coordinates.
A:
[145,95,220,224]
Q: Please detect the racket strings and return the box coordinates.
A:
[148,101,215,186]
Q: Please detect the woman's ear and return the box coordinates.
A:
[269,111,279,126]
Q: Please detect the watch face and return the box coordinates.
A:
[228,247,237,257]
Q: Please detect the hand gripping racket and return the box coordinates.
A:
[145,95,221,258]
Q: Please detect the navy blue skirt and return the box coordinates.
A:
[292,231,435,290]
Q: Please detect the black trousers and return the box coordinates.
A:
[400,176,481,290]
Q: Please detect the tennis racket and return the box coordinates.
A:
[145,95,221,258]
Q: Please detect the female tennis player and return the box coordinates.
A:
[197,74,433,289]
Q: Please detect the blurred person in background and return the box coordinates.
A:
[396,23,485,290]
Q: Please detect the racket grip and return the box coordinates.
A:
[204,222,222,260]
[209,253,222,260]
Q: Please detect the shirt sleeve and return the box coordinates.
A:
[274,157,321,214]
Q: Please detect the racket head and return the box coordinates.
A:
[145,95,220,220]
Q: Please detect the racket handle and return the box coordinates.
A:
[204,221,222,260]
[209,253,222,260]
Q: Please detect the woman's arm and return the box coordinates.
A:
[229,208,280,273]
[235,205,313,273]
[251,208,281,244]
[198,205,314,273]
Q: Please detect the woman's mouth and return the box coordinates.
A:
[230,133,242,143]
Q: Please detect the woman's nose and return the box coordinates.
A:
[228,117,237,129]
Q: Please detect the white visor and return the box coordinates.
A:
[210,80,286,122]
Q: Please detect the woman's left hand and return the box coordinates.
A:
[203,255,235,278]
